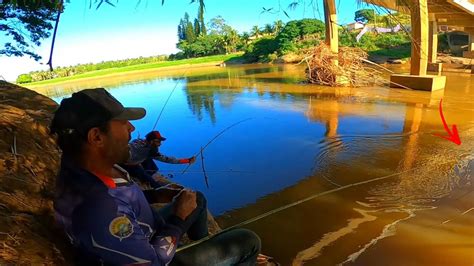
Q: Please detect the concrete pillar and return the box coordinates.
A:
[469,33,474,52]
[427,15,442,74]
[410,0,429,76]
[324,0,338,55]
[390,0,446,90]
[462,27,474,59]
[428,15,438,63]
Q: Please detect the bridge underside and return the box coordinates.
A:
[360,0,474,89]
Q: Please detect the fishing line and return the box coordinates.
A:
[151,68,189,131]
[176,165,420,252]
[181,117,254,175]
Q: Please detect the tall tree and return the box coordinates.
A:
[178,18,186,40]
[273,20,284,34]
[192,0,206,36]
[251,25,261,38]
[355,9,376,23]
[46,0,64,71]
[185,19,196,42]
[264,23,273,35]
[194,18,201,36]
[0,0,60,61]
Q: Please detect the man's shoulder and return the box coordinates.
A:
[130,138,148,147]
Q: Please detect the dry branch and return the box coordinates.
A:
[304,43,386,87]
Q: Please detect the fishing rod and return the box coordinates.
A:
[181,117,254,175]
[200,147,209,188]
[151,68,189,131]
[176,165,421,253]
[158,170,255,174]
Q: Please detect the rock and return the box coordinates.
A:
[387,58,406,64]
[278,53,304,63]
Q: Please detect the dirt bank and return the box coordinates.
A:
[0,81,67,265]
[0,81,221,264]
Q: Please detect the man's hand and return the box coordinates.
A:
[147,187,182,203]
[172,189,197,220]
[188,156,196,164]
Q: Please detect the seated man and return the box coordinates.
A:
[122,131,196,189]
[51,88,261,265]
[130,130,196,177]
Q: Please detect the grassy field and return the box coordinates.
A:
[23,53,242,87]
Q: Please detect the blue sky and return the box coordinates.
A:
[0,0,369,81]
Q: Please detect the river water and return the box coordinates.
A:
[36,64,473,265]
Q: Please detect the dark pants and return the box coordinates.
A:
[154,193,261,265]
[171,228,261,266]
[154,191,209,240]
[141,158,158,175]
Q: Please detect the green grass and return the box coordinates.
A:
[24,53,243,87]
[368,43,411,59]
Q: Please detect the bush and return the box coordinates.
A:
[16,74,32,84]
[16,55,169,83]
[243,37,278,62]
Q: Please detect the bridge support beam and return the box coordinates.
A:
[462,27,474,60]
[323,0,349,85]
[427,14,442,74]
[390,0,446,91]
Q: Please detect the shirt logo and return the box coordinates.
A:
[159,236,177,256]
[109,215,134,241]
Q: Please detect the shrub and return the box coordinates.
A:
[16,74,32,84]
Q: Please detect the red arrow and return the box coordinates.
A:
[433,98,461,145]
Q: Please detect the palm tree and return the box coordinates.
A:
[264,23,273,35]
[241,32,250,44]
[251,25,261,38]
[273,20,284,34]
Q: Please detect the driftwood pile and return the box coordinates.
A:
[304,43,385,87]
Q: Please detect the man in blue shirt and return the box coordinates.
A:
[50,88,260,265]
[123,131,196,189]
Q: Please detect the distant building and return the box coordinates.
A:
[346,21,365,31]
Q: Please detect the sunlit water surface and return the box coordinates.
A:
[37,64,474,265]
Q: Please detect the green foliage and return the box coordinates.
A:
[17,55,168,83]
[276,19,324,54]
[243,37,278,62]
[339,30,411,59]
[0,0,60,60]
[438,33,450,53]
[178,12,198,42]
[176,16,241,58]
[23,54,242,86]
[355,9,375,23]
[16,74,32,84]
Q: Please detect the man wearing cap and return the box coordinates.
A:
[134,131,195,173]
[51,88,261,265]
[124,130,195,188]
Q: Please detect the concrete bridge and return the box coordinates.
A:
[322,0,474,91]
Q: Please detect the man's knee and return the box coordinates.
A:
[235,228,261,252]
[220,228,261,255]
[195,191,207,209]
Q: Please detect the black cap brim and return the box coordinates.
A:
[114,107,146,121]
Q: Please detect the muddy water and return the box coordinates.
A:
[37,64,473,265]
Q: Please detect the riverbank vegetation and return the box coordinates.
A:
[21,54,241,86]
[17,7,441,85]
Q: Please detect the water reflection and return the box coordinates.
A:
[34,64,474,265]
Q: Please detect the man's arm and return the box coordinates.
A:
[153,153,195,164]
